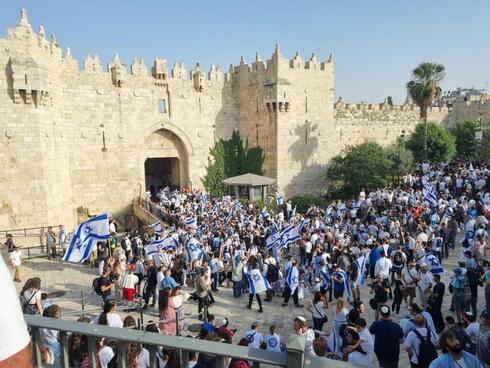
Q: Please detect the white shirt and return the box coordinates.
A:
[418,271,433,291]
[358,328,374,354]
[264,333,282,352]
[466,321,480,345]
[8,250,21,266]
[348,351,371,367]
[0,256,30,361]
[245,329,264,349]
[97,346,115,368]
[94,312,124,328]
[137,348,150,368]
[375,257,392,279]
[404,327,439,364]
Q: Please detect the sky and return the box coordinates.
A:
[1,0,489,103]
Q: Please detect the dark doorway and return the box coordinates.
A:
[144,157,180,197]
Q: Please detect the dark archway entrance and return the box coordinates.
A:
[144,157,180,197]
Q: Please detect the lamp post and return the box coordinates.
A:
[475,113,483,158]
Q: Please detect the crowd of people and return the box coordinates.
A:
[3,160,490,368]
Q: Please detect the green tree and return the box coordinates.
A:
[202,141,228,197]
[327,142,391,196]
[406,62,445,160]
[386,139,414,185]
[450,120,476,158]
[202,130,265,196]
[407,122,456,163]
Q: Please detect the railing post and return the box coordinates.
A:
[149,346,158,368]
[81,290,85,312]
[59,330,69,367]
[285,334,306,368]
[118,341,127,368]
[216,356,225,368]
[86,335,97,368]
[31,327,43,368]
[181,350,189,368]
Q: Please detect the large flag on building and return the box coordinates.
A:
[63,213,110,263]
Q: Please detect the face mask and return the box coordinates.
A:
[449,345,463,354]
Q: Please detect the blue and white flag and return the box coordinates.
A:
[144,241,160,256]
[261,206,270,219]
[185,217,198,230]
[185,238,204,264]
[271,244,281,264]
[286,266,299,293]
[335,270,352,302]
[151,221,162,236]
[266,231,281,250]
[276,193,284,206]
[444,207,455,220]
[319,267,330,288]
[298,219,310,232]
[162,235,179,249]
[247,268,271,294]
[354,252,369,287]
[63,213,110,263]
[423,253,444,275]
[279,225,301,249]
[423,182,438,208]
[232,199,241,210]
[225,210,233,224]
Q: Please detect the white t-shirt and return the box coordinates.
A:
[264,333,282,352]
[312,301,326,319]
[404,327,439,364]
[22,288,42,305]
[245,329,264,349]
[8,250,21,266]
[97,345,115,368]
[94,312,124,328]
[137,348,150,368]
[348,351,371,367]
[0,256,30,361]
[466,321,480,345]
[358,328,374,354]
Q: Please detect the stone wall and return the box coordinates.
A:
[0,9,487,229]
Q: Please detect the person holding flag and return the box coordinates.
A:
[282,259,304,308]
[246,262,269,313]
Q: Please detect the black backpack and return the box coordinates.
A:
[394,251,403,266]
[413,329,438,368]
[92,277,102,296]
[266,264,279,283]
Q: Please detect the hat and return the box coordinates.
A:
[314,277,320,283]
[453,267,462,274]
[217,318,228,328]
[380,305,390,316]
[296,316,306,322]
[420,263,428,268]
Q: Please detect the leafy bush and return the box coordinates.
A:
[290,194,326,213]
[407,122,456,163]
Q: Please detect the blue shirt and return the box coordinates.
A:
[369,320,403,365]
[160,276,178,290]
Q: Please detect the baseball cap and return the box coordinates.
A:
[295,316,306,322]
[217,318,228,328]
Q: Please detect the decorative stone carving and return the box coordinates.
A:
[9,57,51,106]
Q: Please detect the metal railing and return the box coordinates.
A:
[25,315,306,368]
[134,197,180,227]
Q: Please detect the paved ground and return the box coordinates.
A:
[6,247,487,367]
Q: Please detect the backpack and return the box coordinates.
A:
[92,277,102,295]
[21,290,39,315]
[413,329,438,368]
[266,264,279,283]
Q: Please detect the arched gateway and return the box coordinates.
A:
[143,122,194,196]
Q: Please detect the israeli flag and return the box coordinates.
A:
[354,253,369,287]
[162,236,179,249]
[151,221,162,236]
[144,241,160,256]
[286,266,299,293]
[158,190,169,202]
[185,238,204,264]
[266,231,281,250]
[276,193,284,206]
[185,217,198,230]
[320,268,330,288]
[271,244,281,264]
[298,219,310,232]
[444,207,455,220]
[63,213,110,263]
[232,199,241,210]
[247,268,271,294]
[225,210,233,224]
[279,225,301,249]
[423,253,444,275]
[335,270,352,302]
[423,182,438,208]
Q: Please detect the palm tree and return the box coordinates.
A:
[406,62,445,161]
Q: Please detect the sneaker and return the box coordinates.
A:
[246,305,252,310]
[258,309,264,313]
[295,304,304,308]
[282,303,288,307]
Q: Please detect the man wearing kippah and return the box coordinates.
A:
[369,305,404,368]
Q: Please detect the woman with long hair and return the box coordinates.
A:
[95,299,123,328]
[170,286,186,334]
[307,291,329,332]
[158,288,177,335]
[41,305,61,363]
[123,315,137,329]
[68,317,91,368]
[332,297,349,353]
[112,260,123,302]
[20,277,43,315]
